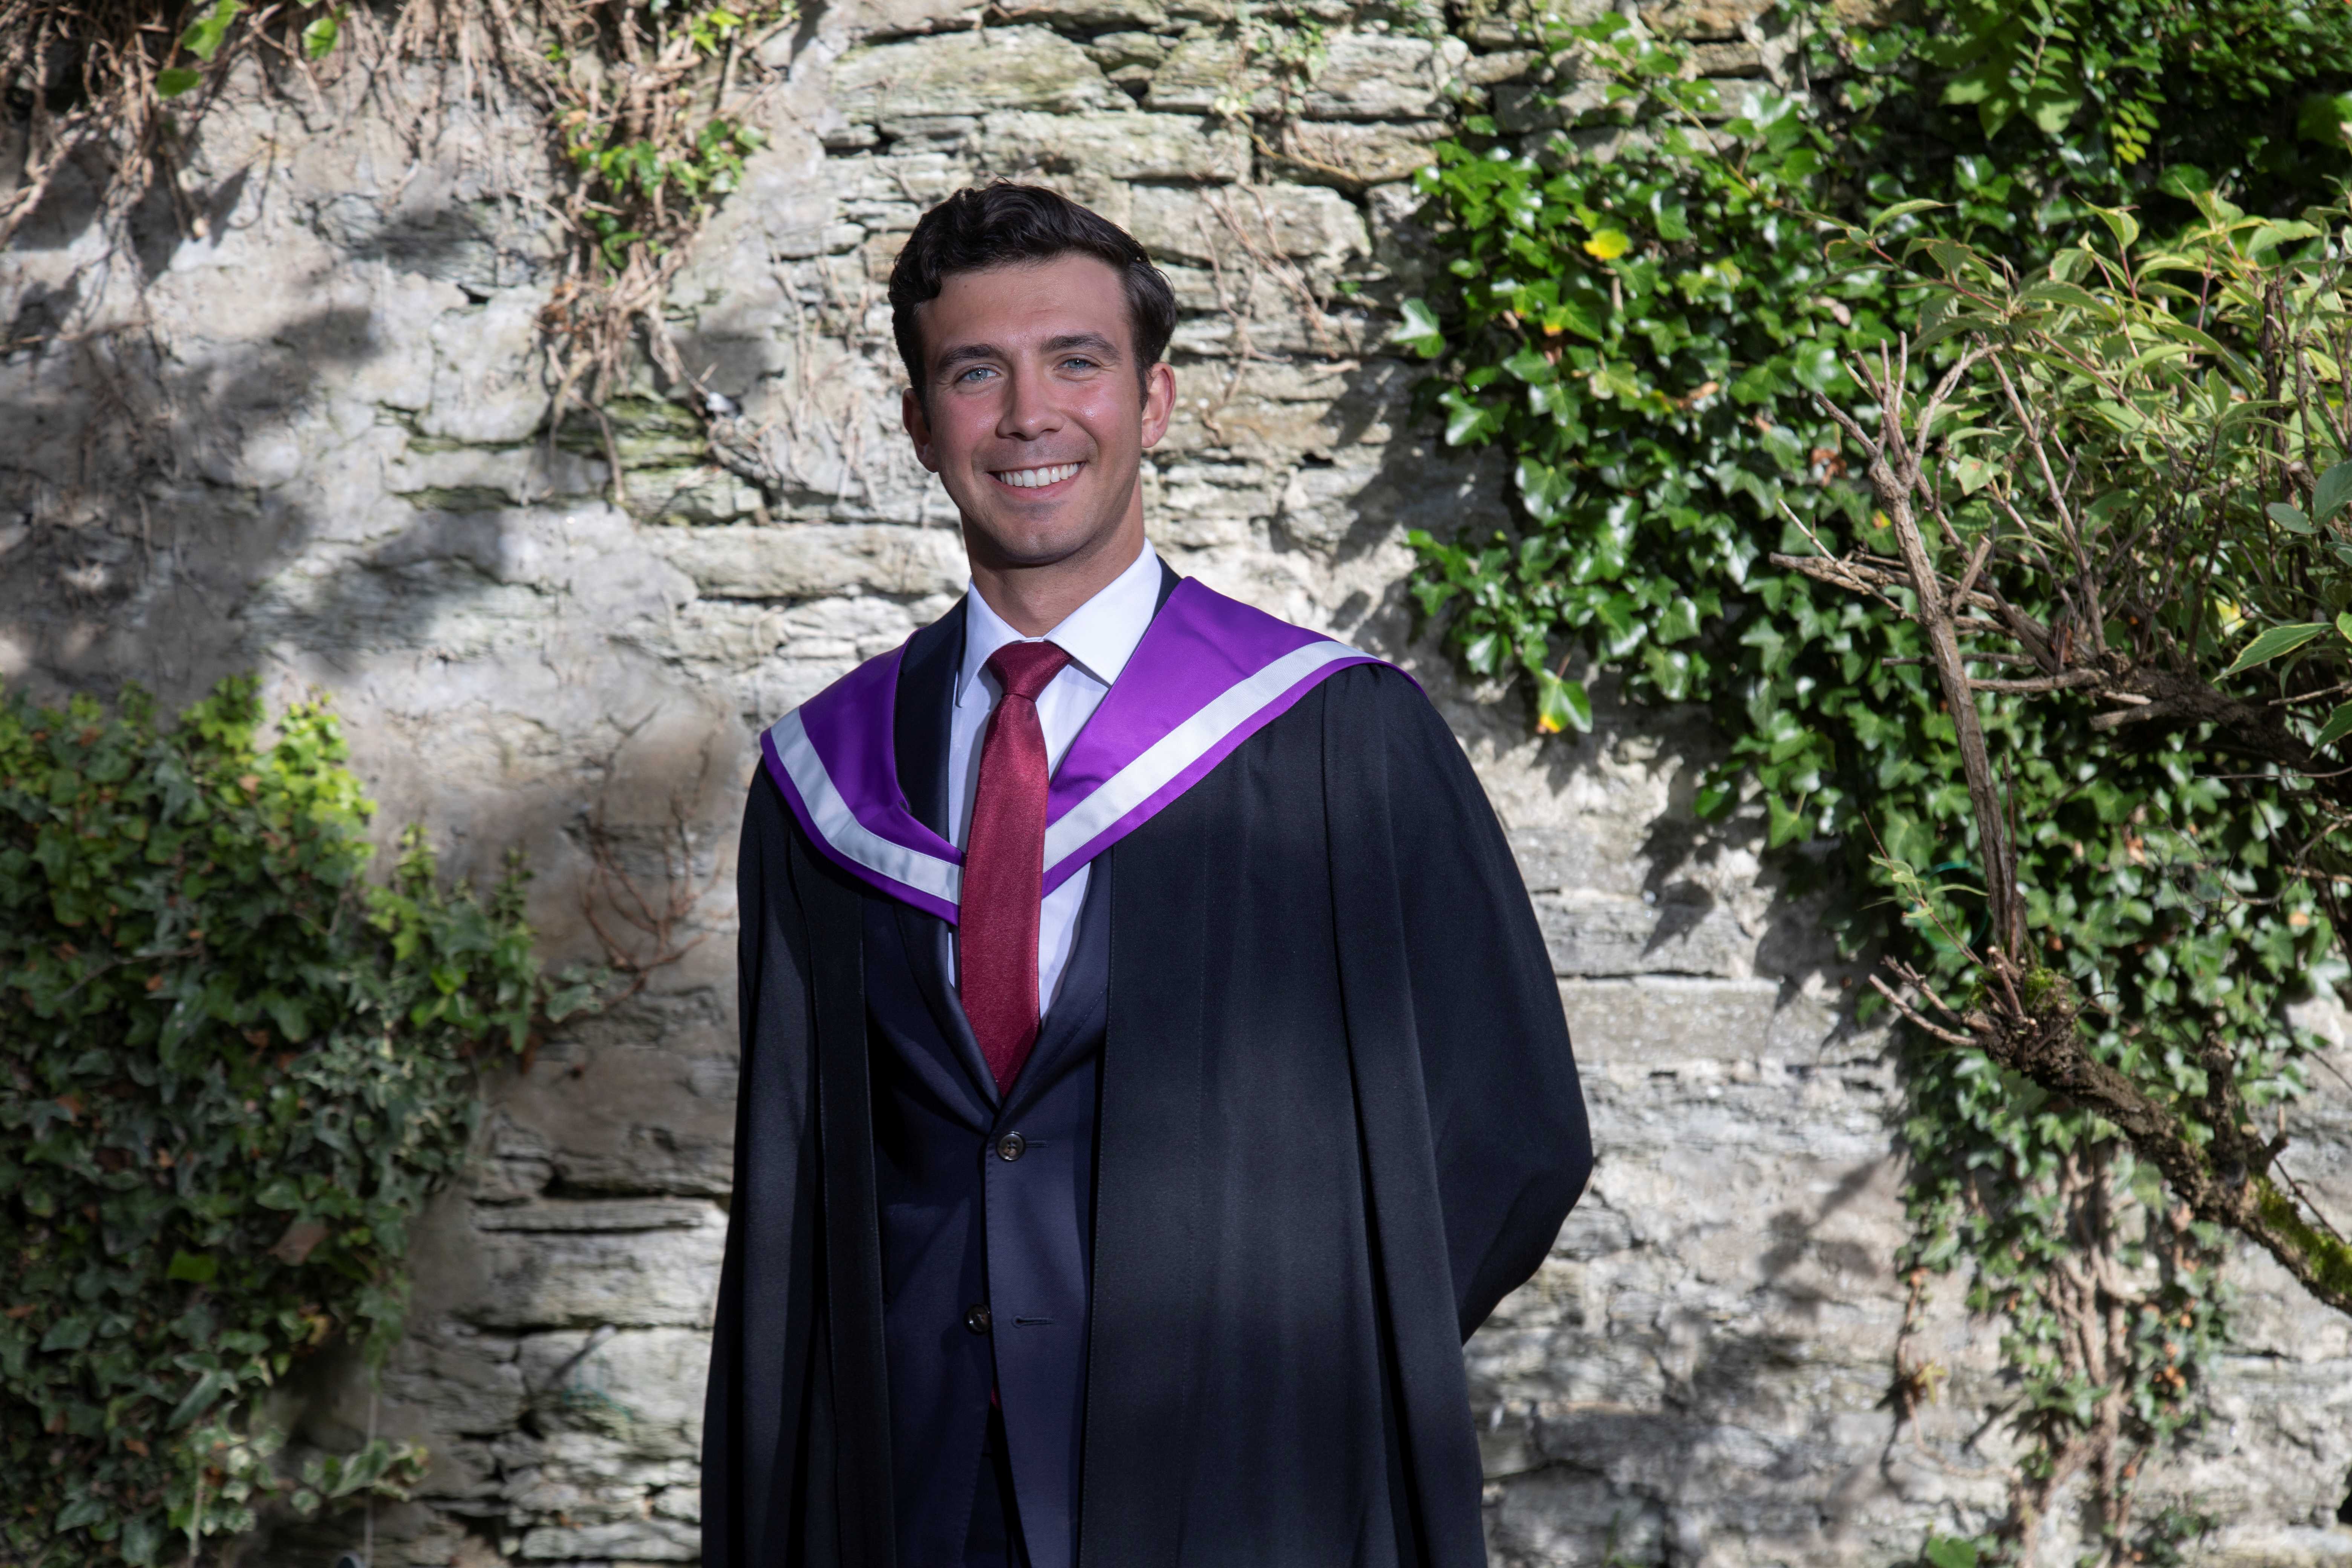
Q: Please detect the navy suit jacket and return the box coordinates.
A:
[864,582,1147,1568]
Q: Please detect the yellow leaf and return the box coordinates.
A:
[1583,228,1631,260]
[1872,510,1892,530]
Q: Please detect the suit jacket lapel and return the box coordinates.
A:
[895,598,961,838]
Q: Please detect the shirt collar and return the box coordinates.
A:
[956,542,1162,709]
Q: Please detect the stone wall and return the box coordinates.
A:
[8,0,2352,1563]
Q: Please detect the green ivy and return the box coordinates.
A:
[569,117,772,268]
[1403,0,2352,1553]
[0,678,586,1566]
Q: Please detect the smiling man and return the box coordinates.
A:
[701,183,1592,1568]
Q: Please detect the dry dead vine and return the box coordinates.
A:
[3,0,795,488]
[1800,336,2352,1326]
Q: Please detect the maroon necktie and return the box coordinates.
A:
[960,640,1073,1094]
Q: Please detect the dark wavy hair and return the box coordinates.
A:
[888,182,1177,403]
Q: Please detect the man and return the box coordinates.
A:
[701,182,1591,1568]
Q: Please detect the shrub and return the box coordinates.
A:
[0,677,577,1565]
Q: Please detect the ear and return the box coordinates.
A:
[902,386,939,473]
[1139,360,1177,451]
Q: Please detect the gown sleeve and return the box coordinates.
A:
[701,770,822,1566]
[1335,666,1594,1337]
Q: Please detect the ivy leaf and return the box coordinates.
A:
[301,8,342,59]
[54,1496,109,1533]
[263,990,311,1042]
[1924,1534,1981,1568]
[156,66,204,96]
[1438,386,1502,447]
[1789,342,1846,394]
[1534,670,1592,735]
[38,1315,93,1352]
[1766,792,1808,848]
[1590,362,1644,401]
[1516,456,1577,524]
[165,1250,218,1285]
[1544,290,1606,343]
[1501,345,1556,384]
[2223,622,2329,676]
[167,1368,233,1430]
[178,0,244,62]
[1389,297,1446,360]
[1583,228,1631,260]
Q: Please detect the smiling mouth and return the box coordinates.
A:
[991,462,1081,490]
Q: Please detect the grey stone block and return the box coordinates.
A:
[467,1214,725,1329]
[518,1517,699,1560]
[1129,184,1371,270]
[1267,118,1447,187]
[979,109,1248,183]
[1084,30,1171,72]
[518,1328,712,1461]
[1142,37,1266,114]
[832,26,1116,129]
[653,522,968,600]
[994,0,1167,27]
[1298,34,1467,121]
[1536,890,1759,979]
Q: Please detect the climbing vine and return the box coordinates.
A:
[1401,0,2352,1559]
[0,678,596,1566]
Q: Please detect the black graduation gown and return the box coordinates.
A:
[701,611,1592,1568]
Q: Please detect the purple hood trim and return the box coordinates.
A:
[759,577,1390,923]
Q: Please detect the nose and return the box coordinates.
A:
[996,360,1063,441]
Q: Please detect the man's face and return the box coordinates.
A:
[901,253,1176,574]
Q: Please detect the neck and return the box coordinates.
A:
[965,509,1147,637]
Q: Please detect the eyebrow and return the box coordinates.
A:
[933,332,1125,377]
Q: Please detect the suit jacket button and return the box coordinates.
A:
[995,1132,1026,1162]
[965,1304,992,1335]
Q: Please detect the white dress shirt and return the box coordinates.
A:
[946,541,1163,1009]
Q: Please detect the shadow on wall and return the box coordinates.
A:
[1482,1159,1931,1568]
[2,133,597,705]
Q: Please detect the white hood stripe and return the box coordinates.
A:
[1041,639,1364,874]
[773,709,963,906]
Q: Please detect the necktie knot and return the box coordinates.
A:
[986,640,1072,703]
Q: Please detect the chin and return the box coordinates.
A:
[965,510,1120,568]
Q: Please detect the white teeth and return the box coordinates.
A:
[995,463,1079,489]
